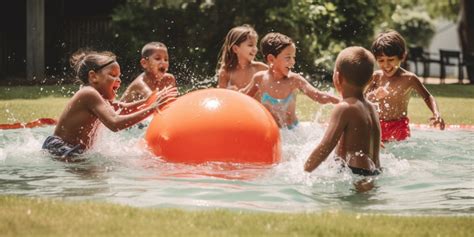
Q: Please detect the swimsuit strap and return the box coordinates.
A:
[261,92,294,105]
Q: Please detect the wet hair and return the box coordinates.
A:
[335,46,375,87]
[260,32,294,62]
[371,30,406,59]
[141,42,167,59]
[70,49,117,84]
[217,24,258,71]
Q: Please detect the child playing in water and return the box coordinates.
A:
[304,46,381,178]
[241,32,340,129]
[121,42,177,102]
[365,30,445,142]
[42,50,177,160]
[217,24,268,90]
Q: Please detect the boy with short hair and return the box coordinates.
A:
[121,42,177,102]
[365,30,445,142]
[305,46,381,177]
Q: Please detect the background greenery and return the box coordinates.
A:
[102,0,459,85]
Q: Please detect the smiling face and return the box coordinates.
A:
[91,62,121,101]
[142,47,169,80]
[270,43,296,77]
[233,36,258,64]
[376,54,402,78]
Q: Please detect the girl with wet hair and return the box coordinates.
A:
[216,24,268,90]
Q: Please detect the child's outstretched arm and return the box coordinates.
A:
[240,74,261,97]
[88,87,177,131]
[304,104,347,172]
[297,76,340,104]
[117,86,179,114]
[365,74,389,102]
[411,76,445,130]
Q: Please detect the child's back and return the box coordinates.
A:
[305,46,380,176]
[335,97,380,172]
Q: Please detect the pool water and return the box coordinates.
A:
[0,122,472,215]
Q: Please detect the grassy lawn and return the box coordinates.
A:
[299,84,474,125]
[1,84,474,125]
[1,196,472,237]
[1,84,473,236]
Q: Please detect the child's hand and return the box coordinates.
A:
[429,115,445,130]
[374,86,389,100]
[151,86,179,112]
[228,85,239,91]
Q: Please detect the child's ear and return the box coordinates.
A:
[333,71,343,87]
[140,58,148,68]
[231,44,239,54]
[88,70,98,84]
[267,54,275,64]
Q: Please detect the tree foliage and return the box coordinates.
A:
[109,0,383,85]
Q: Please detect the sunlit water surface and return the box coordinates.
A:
[1,122,473,215]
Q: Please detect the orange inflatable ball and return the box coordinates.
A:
[145,88,281,164]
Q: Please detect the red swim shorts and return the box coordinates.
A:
[380,117,410,142]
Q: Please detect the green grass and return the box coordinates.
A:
[2,84,474,125]
[299,84,474,125]
[1,85,473,236]
[1,196,472,237]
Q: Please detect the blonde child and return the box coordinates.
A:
[121,42,177,102]
[304,46,381,177]
[242,32,340,129]
[42,50,177,160]
[365,30,445,142]
[217,24,268,90]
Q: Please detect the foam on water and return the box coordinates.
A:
[0,120,472,214]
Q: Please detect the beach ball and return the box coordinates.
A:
[145,88,281,164]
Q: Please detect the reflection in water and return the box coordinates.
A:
[0,123,473,214]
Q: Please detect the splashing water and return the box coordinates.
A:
[0,120,472,214]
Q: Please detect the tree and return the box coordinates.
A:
[458,0,474,83]
[110,0,384,86]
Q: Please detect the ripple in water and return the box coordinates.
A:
[0,121,473,215]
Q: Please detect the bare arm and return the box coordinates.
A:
[217,69,230,89]
[365,74,388,102]
[371,104,382,168]
[304,104,347,172]
[88,87,177,131]
[411,76,445,130]
[297,76,340,104]
[240,74,261,97]
[163,73,177,87]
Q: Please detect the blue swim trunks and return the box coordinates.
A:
[42,135,84,159]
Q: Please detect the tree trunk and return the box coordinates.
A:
[458,0,474,84]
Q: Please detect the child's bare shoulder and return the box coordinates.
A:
[252,70,266,84]
[253,70,266,78]
[163,73,177,84]
[74,86,103,103]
